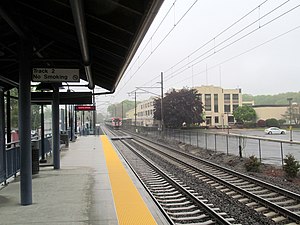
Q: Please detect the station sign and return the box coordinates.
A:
[75,105,96,111]
[32,68,80,82]
[31,92,92,105]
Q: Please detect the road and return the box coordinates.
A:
[228,129,300,165]
[171,129,300,166]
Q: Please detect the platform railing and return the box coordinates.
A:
[1,136,52,185]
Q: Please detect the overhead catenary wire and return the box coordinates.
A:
[138,0,273,88]
[113,0,298,105]
[114,0,199,98]
[165,24,300,88]
[123,1,176,78]
[164,0,270,74]
[164,0,294,81]
[164,1,300,82]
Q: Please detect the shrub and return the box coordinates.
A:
[244,122,256,128]
[278,119,286,126]
[257,119,266,127]
[266,118,279,127]
[283,154,300,178]
[245,155,261,172]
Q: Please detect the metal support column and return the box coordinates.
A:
[19,39,33,205]
[74,111,77,134]
[0,88,6,184]
[134,91,137,130]
[6,90,11,145]
[82,111,85,135]
[65,104,68,131]
[60,108,65,131]
[40,102,47,163]
[160,72,164,133]
[70,105,74,141]
[52,87,60,169]
[93,93,96,134]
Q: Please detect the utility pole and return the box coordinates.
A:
[134,91,137,131]
[287,97,293,141]
[121,101,124,121]
[160,72,164,133]
[93,90,96,134]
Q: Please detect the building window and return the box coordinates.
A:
[215,116,219,124]
[224,105,230,112]
[206,116,211,125]
[228,116,234,123]
[232,94,239,100]
[205,94,211,111]
[224,94,230,100]
[233,104,239,111]
[214,105,218,113]
[214,94,218,112]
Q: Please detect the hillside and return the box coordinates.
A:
[243,92,300,105]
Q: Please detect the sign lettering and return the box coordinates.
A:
[32,68,80,82]
[75,105,96,111]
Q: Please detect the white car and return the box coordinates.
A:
[264,127,286,135]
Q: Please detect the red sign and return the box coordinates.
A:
[75,105,96,111]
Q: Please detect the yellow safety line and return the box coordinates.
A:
[100,135,157,225]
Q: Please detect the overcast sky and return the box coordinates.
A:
[97,0,300,110]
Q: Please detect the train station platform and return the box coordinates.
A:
[0,135,169,225]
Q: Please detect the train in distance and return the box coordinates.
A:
[105,117,122,129]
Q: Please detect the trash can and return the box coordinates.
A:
[60,132,69,147]
[32,140,40,174]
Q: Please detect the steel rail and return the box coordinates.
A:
[104,126,235,224]
[119,139,234,225]
[128,133,300,223]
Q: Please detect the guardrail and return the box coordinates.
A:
[1,136,52,185]
[124,125,300,166]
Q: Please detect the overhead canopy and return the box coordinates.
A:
[0,0,164,92]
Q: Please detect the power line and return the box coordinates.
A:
[164,0,269,75]
[114,0,199,97]
[123,1,176,78]
[164,0,293,80]
[165,24,300,89]
[164,1,300,82]
[139,0,275,88]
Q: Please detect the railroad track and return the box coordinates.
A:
[104,127,239,224]
[117,129,300,224]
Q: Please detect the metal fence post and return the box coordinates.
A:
[226,134,229,155]
[258,139,262,162]
[280,142,284,167]
[214,134,217,152]
[197,131,199,148]
[205,133,207,150]
[190,131,191,145]
[173,129,175,141]
[238,136,242,158]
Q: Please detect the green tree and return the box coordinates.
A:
[8,88,19,129]
[265,118,279,127]
[243,92,300,105]
[107,100,137,118]
[31,105,40,130]
[96,112,105,123]
[233,105,256,124]
[282,104,300,125]
[153,88,204,128]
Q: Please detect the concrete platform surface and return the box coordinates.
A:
[0,135,169,225]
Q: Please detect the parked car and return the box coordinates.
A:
[264,127,286,135]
